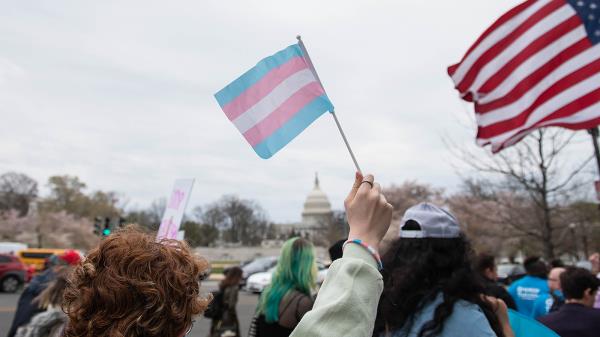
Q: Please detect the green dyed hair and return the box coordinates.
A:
[258,237,316,323]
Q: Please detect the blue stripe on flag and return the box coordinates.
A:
[252,95,333,159]
[215,44,303,107]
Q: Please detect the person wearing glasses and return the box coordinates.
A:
[531,267,566,318]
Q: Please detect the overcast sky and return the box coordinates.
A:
[0,0,593,223]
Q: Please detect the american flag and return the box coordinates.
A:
[448,0,600,152]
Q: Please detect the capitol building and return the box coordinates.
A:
[277,173,334,241]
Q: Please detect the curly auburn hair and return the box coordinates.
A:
[62,225,210,337]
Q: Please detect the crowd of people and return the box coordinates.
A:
[5,173,600,337]
[7,251,81,337]
[500,254,600,337]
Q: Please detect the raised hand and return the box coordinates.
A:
[344,172,393,251]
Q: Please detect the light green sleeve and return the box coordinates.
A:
[290,244,384,337]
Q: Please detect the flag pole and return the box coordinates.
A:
[587,128,600,208]
[296,35,363,174]
[588,127,600,177]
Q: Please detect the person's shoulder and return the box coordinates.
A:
[289,289,313,303]
[591,308,600,328]
[508,278,522,292]
[454,299,487,313]
[288,290,313,310]
[533,292,550,303]
[534,277,549,288]
[537,310,557,324]
[509,276,528,286]
[446,300,496,336]
[587,307,600,318]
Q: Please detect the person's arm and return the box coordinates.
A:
[291,173,393,337]
[290,244,383,337]
[484,296,515,337]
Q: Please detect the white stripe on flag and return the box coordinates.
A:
[479,27,587,104]
[467,4,573,94]
[537,100,600,125]
[451,0,550,84]
[232,69,317,134]
[485,99,600,149]
[477,45,600,127]
[479,71,600,143]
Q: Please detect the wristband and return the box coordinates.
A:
[343,239,383,270]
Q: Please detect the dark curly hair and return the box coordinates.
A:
[62,225,210,337]
[374,235,504,337]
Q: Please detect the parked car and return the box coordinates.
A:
[245,266,276,293]
[245,261,329,293]
[241,256,278,287]
[0,254,27,293]
[0,242,28,255]
[497,263,525,285]
[17,248,69,272]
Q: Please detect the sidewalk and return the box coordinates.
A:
[208,273,225,281]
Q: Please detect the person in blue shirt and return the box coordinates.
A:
[374,203,511,337]
[532,267,565,318]
[508,256,550,317]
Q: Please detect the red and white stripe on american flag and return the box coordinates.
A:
[448,0,600,152]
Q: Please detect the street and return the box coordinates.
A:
[0,281,259,337]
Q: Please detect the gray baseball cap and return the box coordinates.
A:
[399,203,461,238]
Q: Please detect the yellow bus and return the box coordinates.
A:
[17,248,68,271]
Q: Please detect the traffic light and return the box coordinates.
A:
[102,217,111,236]
[94,216,125,237]
[93,217,103,236]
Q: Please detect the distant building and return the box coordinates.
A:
[276,173,333,242]
[301,173,333,231]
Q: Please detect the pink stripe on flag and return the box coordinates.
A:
[243,82,324,146]
[222,57,308,121]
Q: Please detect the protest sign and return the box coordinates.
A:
[156,179,194,241]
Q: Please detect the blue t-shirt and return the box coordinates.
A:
[388,293,496,337]
[531,291,563,319]
[508,275,550,317]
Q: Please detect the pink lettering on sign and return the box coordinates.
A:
[170,226,179,239]
[168,189,185,210]
[158,216,175,239]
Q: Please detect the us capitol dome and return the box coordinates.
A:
[270,173,334,243]
[301,173,333,230]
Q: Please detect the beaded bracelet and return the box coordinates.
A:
[342,239,383,271]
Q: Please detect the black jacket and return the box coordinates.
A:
[537,303,600,337]
[481,277,517,310]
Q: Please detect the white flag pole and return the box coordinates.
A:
[296,35,363,174]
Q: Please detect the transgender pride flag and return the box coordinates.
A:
[215,44,334,159]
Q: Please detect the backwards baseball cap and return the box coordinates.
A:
[399,203,461,239]
[58,250,82,266]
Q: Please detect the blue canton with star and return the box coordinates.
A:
[567,0,600,44]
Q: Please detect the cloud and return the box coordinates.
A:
[0,0,592,223]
